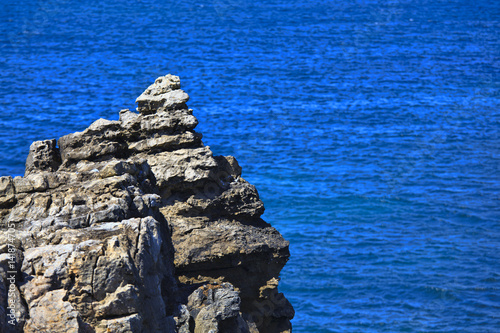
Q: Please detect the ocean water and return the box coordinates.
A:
[1,0,499,332]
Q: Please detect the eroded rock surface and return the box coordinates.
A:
[0,74,294,332]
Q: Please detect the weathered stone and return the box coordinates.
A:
[136,74,187,114]
[215,155,243,179]
[186,283,255,333]
[0,75,293,332]
[128,131,202,153]
[25,139,61,176]
[0,176,16,207]
[23,289,84,333]
[99,160,138,178]
[95,313,143,333]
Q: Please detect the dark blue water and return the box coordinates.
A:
[1,0,499,331]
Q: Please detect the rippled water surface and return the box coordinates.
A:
[1,0,499,332]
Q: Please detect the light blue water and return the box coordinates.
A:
[1,0,499,332]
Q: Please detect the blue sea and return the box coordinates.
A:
[1,0,499,332]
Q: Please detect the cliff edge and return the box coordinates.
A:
[0,75,294,332]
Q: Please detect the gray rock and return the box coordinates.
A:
[0,176,16,208]
[136,75,188,114]
[0,75,293,332]
[25,139,61,176]
[184,283,254,333]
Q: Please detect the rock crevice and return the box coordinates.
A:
[0,75,294,333]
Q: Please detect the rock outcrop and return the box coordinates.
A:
[0,75,294,332]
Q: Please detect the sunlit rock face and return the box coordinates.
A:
[0,75,294,333]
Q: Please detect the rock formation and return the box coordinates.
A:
[0,75,294,333]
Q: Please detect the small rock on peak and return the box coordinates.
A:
[136,74,189,115]
[149,74,181,94]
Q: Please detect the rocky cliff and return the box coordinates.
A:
[0,75,294,333]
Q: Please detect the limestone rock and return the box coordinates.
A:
[25,139,61,176]
[0,75,293,332]
[136,75,189,114]
[183,282,254,333]
[22,289,87,333]
[0,176,16,208]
